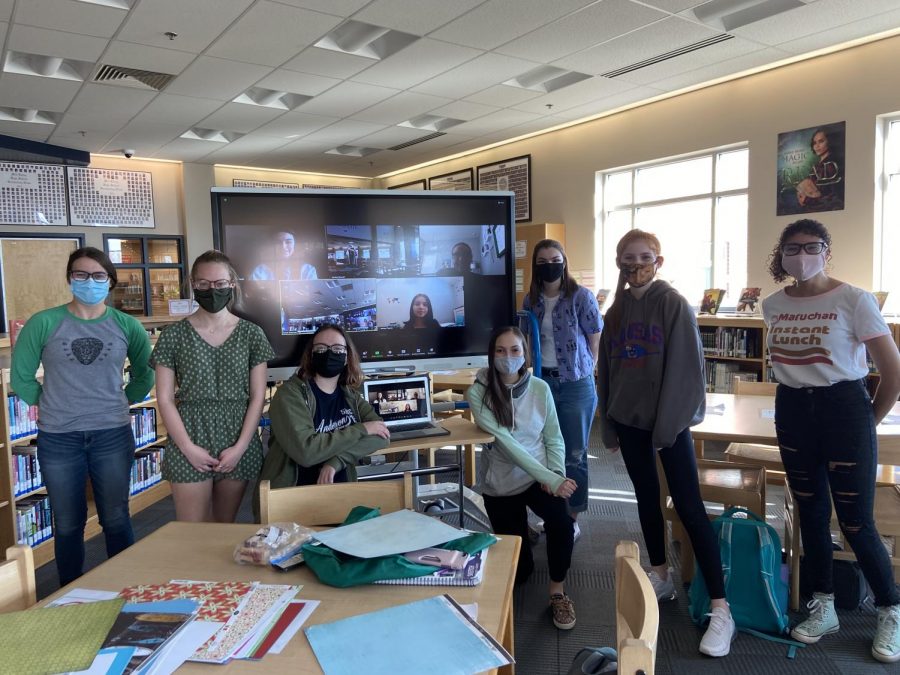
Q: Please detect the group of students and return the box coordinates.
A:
[11,217,900,665]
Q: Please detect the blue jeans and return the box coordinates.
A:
[776,379,900,607]
[616,423,726,599]
[543,373,597,515]
[37,425,136,586]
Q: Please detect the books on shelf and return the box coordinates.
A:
[131,447,164,495]
[699,326,760,358]
[705,362,759,393]
[130,406,157,448]
[7,393,38,439]
[12,444,41,496]
[699,288,725,315]
[16,494,52,546]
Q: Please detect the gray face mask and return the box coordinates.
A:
[494,356,525,376]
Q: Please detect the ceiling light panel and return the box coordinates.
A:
[314,20,419,60]
[233,86,312,110]
[0,107,59,124]
[180,128,244,143]
[325,144,381,157]
[503,65,592,93]
[691,0,804,31]
[74,0,134,8]
[4,51,93,81]
[398,114,464,132]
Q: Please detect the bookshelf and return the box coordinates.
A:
[0,365,171,567]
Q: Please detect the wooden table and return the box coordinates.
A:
[43,522,521,674]
[431,368,480,396]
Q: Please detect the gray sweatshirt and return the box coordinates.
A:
[597,280,706,450]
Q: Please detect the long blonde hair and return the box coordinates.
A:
[604,229,661,333]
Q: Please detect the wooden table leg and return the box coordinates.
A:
[694,438,704,459]
[464,443,476,487]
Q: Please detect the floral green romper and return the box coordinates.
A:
[150,318,274,483]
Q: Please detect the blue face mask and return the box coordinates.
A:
[70,278,110,306]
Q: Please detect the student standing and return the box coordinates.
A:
[523,239,601,537]
[12,247,154,585]
[763,219,900,663]
[152,250,273,523]
[467,326,578,629]
[259,324,390,491]
[597,229,735,657]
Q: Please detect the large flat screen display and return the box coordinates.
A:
[211,189,516,379]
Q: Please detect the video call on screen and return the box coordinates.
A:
[215,193,516,368]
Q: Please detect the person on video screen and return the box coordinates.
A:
[438,242,474,276]
[249,231,318,281]
[404,293,441,329]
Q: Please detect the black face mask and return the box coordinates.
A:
[537,262,564,284]
[311,350,347,378]
[194,288,232,313]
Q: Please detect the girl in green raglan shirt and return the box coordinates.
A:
[11,247,153,586]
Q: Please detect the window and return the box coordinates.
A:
[104,235,186,316]
[595,147,749,307]
[877,116,900,313]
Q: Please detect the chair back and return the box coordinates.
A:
[0,545,36,613]
[615,540,658,675]
[732,376,777,396]
[259,472,415,526]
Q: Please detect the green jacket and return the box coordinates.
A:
[259,376,389,490]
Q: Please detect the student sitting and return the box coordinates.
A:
[257,324,389,500]
[467,326,578,630]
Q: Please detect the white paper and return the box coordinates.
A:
[143,622,220,675]
[705,403,726,416]
[312,509,467,558]
[881,414,900,425]
[760,408,775,419]
[47,588,120,606]
[515,240,526,258]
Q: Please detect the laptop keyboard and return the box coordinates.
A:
[391,421,434,433]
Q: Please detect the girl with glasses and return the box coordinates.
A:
[151,250,273,523]
[763,219,900,662]
[257,324,390,504]
[11,247,154,585]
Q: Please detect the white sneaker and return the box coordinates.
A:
[647,568,676,601]
[872,604,900,663]
[572,521,581,543]
[699,606,736,657]
[791,592,840,644]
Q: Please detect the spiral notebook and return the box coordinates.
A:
[373,548,487,586]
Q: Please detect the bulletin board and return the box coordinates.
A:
[68,167,155,228]
[0,235,83,328]
[0,162,68,226]
[233,179,299,189]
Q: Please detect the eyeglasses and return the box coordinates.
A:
[312,343,347,355]
[192,279,233,290]
[70,271,110,282]
[781,242,827,256]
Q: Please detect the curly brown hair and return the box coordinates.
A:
[297,323,364,389]
[767,219,832,283]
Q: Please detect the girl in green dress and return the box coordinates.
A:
[151,250,273,522]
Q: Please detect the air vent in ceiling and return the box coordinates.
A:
[600,34,734,78]
[93,64,175,91]
[388,132,445,151]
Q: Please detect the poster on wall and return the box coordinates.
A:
[776,121,845,216]
[388,179,426,190]
[477,155,531,222]
[0,162,68,225]
[68,167,155,227]
[429,169,473,191]
[234,179,299,189]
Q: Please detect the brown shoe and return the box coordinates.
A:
[550,593,576,630]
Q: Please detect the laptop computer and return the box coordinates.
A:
[362,374,450,441]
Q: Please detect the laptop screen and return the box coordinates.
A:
[363,375,431,427]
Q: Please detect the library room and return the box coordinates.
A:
[1,1,900,673]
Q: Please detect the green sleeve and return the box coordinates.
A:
[270,381,387,470]
[114,311,155,403]
[537,379,567,477]
[466,381,565,492]
[10,307,66,405]
[324,390,389,471]
[246,321,275,368]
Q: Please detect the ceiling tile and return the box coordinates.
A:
[49,115,118,145]
[510,76,638,114]
[647,47,792,92]
[463,84,542,107]
[102,41,197,75]
[350,39,482,90]
[283,46,374,79]
[252,111,339,138]
[103,122,191,155]
[430,0,598,50]
[0,121,52,140]
[295,80,399,117]
[352,126,434,148]
[152,138,220,162]
[0,0,12,22]
[350,91,452,125]
[65,83,158,123]
[198,103,285,133]
[301,119,388,144]
[206,2,342,66]
[549,85,665,120]
[117,0,254,53]
[776,7,900,55]
[256,69,341,96]
[164,56,272,101]
[271,0,371,16]
[0,73,82,111]
[15,0,126,38]
[199,134,292,163]
[412,52,541,99]
[553,16,720,75]
[130,94,223,126]
[8,24,109,61]
[497,0,667,63]
[354,0,485,35]
[640,0,702,12]
[429,99,499,121]
[449,108,543,136]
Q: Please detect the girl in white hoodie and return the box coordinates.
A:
[467,326,578,630]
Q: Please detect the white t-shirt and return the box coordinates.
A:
[540,294,559,368]
[762,283,888,388]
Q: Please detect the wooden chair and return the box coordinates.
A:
[724,376,783,480]
[259,472,416,526]
[0,545,36,613]
[616,540,659,675]
[660,457,765,582]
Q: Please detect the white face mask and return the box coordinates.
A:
[782,252,826,282]
[494,356,525,376]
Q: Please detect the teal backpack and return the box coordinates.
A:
[689,507,803,656]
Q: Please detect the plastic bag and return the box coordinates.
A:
[233,522,316,567]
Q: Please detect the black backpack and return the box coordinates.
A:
[799,545,870,610]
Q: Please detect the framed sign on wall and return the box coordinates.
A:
[429,169,473,191]
[233,179,299,188]
[477,155,531,222]
[388,179,426,190]
[0,162,68,226]
[68,167,155,228]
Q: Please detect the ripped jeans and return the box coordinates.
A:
[776,379,900,607]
